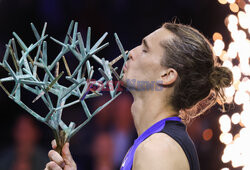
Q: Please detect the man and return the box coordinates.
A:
[45,22,233,170]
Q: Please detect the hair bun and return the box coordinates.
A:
[209,66,233,90]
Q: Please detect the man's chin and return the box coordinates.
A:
[120,77,138,91]
[120,76,127,87]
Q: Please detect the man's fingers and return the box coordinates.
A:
[48,150,65,168]
[45,161,62,170]
[46,142,77,170]
[62,143,76,167]
[51,139,57,149]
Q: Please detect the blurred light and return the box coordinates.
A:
[219,115,232,132]
[202,128,213,141]
[239,60,250,76]
[220,132,233,144]
[214,39,225,49]
[241,111,250,127]
[219,114,231,125]
[230,3,239,13]
[232,157,244,168]
[234,90,249,105]
[224,85,235,97]
[231,30,247,41]
[245,4,250,13]
[228,22,238,32]
[243,166,250,170]
[214,39,225,56]
[232,66,241,81]
[220,123,232,133]
[227,0,235,3]
[238,0,247,9]
[238,30,247,39]
[233,133,240,140]
[225,96,234,103]
[243,101,250,112]
[239,127,246,135]
[233,80,240,90]
[218,0,228,4]
[227,43,237,59]
[213,32,223,41]
[219,50,229,61]
[238,11,250,29]
[228,14,238,25]
[222,153,231,163]
[238,80,249,92]
[239,121,245,127]
[231,112,241,124]
[216,1,250,168]
[222,60,233,69]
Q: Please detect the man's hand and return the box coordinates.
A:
[45,140,77,170]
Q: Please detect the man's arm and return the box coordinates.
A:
[45,140,77,170]
[132,133,190,170]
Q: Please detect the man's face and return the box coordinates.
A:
[122,27,174,89]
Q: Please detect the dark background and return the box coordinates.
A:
[0,0,241,169]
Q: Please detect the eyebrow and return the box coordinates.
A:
[142,39,150,50]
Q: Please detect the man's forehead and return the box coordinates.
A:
[144,27,175,43]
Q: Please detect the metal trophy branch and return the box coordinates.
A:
[0,21,128,153]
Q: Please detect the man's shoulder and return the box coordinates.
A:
[133,133,189,170]
[136,133,185,158]
[139,133,177,150]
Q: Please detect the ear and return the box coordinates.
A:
[158,68,178,86]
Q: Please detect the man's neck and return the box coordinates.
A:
[131,91,178,136]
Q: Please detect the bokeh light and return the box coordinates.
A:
[219,0,228,4]
[230,3,240,13]
[228,0,236,4]
[216,0,250,169]
[202,129,213,141]
[231,112,241,124]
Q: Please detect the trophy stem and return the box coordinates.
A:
[54,130,69,155]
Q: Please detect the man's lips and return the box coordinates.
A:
[123,63,128,72]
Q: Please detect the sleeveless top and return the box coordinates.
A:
[120,117,200,170]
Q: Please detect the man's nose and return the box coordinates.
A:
[128,52,133,60]
[128,47,136,60]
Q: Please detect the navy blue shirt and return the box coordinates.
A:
[159,120,200,170]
